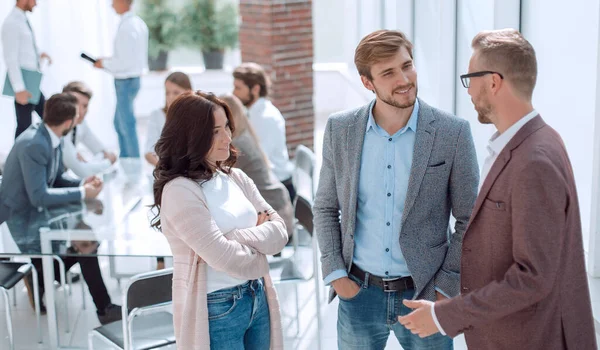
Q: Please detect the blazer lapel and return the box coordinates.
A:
[39,125,58,186]
[346,101,371,231]
[465,115,546,233]
[402,99,436,226]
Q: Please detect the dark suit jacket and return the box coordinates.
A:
[0,124,81,224]
[435,116,597,349]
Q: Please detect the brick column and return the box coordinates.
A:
[239,0,315,152]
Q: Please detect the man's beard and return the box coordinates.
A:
[375,84,417,109]
[241,93,257,107]
[477,109,493,124]
[473,88,493,124]
[61,128,72,137]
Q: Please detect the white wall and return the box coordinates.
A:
[413,0,457,113]
[311,0,600,262]
[455,0,520,172]
[521,0,600,252]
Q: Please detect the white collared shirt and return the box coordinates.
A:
[62,121,111,178]
[103,11,149,79]
[1,7,40,92]
[479,109,538,189]
[44,124,61,149]
[248,98,294,181]
[44,124,85,200]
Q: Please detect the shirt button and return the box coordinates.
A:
[385,271,389,275]
[385,248,389,252]
[387,165,391,169]
[387,193,391,197]
[388,138,392,141]
[386,222,390,226]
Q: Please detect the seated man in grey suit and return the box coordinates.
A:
[314,30,479,350]
[0,93,122,324]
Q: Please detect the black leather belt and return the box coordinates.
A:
[350,265,414,293]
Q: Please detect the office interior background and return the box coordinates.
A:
[0,0,599,348]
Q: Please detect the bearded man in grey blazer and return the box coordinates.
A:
[314,30,479,349]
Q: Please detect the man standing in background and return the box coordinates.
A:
[2,0,52,139]
[232,63,296,201]
[94,0,148,158]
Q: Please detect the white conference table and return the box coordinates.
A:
[1,159,171,349]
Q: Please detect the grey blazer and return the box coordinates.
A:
[0,124,81,224]
[314,98,479,302]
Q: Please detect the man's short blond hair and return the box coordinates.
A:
[472,28,537,100]
[354,30,414,80]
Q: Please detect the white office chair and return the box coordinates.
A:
[88,268,175,350]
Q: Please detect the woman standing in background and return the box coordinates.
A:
[144,72,192,166]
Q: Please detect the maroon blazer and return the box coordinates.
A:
[435,116,597,349]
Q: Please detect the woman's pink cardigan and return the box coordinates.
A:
[160,169,288,349]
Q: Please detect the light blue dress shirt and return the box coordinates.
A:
[324,100,419,285]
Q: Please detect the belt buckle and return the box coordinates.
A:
[382,277,400,293]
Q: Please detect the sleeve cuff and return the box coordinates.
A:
[435,287,451,299]
[79,186,85,200]
[323,269,348,286]
[102,59,114,73]
[13,82,26,93]
[431,303,447,336]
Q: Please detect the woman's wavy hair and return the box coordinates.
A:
[150,91,237,230]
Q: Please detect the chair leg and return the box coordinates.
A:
[29,265,42,344]
[2,288,14,350]
[313,265,322,350]
[87,331,94,350]
[295,284,300,336]
[53,256,69,334]
[81,275,86,310]
[67,272,73,296]
[12,287,16,307]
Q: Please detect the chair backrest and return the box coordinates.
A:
[125,268,173,310]
[293,145,315,202]
[294,194,313,235]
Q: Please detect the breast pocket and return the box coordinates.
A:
[482,198,506,211]
[425,161,448,174]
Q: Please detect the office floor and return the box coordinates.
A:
[0,253,469,349]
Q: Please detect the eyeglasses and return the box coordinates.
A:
[460,71,504,88]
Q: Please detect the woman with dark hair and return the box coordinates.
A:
[151,91,286,349]
[144,71,192,166]
[220,94,294,240]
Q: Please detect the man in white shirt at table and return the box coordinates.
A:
[1,0,52,139]
[93,0,148,158]
[62,81,118,178]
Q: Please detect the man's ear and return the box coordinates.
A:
[361,75,375,93]
[490,73,503,95]
[251,84,261,98]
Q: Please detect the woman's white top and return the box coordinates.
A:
[201,171,258,293]
[145,108,166,154]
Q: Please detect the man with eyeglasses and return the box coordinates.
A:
[399,28,597,350]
